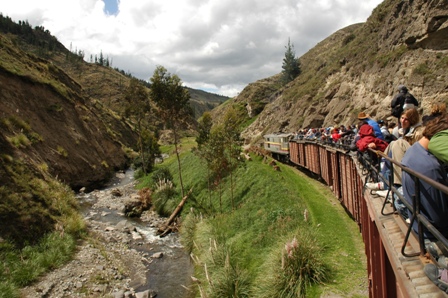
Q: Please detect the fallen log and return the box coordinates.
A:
[157,188,193,235]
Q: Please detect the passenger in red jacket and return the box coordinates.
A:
[331,127,342,142]
[356,123,389,152]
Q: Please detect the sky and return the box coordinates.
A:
[1,0,383,97]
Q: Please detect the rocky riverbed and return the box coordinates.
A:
[20,171,194,298]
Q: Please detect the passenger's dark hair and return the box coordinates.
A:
[423,113,448,140]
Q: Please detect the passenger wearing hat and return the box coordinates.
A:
[378,120,388,135]
[378,119,393,142]
[358,112,384,140]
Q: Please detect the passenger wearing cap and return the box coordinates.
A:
[378,120,390,137]
[357,112,384,140]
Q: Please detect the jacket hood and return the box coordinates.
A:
[359,124,374,137]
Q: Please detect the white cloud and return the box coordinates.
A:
[1,0,383,97]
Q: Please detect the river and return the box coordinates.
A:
[80,169,195,298]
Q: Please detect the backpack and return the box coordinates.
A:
[391,104,402,117]
[391,94,405,117]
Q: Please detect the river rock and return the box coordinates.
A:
[124,196,145,217]
[19,170,189,297]
[112,188,123,196]
[116,219,135,233]
[135,290,150,298]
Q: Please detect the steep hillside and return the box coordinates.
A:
[0,34,138,191]
[0,32,141,246]
[222,0,448,144]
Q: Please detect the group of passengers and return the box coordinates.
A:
[293,123,357,145]
[353,85,448,292]
[291,85,448,290]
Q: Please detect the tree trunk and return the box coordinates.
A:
[157,188,193,235]
[173,127,185,198]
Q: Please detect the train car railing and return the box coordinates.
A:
[366,149,448,259]
[288,138,448,297]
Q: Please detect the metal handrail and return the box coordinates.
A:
[288,138,448,257]
[368,148,448,258]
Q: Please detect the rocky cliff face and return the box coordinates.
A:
[238,0,448,144]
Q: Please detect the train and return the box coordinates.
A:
[262,133,293,162]
[262,133,448,298]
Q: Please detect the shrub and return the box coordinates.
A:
[179,211,199,254]
[151,167,174,187]
[47,104,63,112]
[152,178,178,217]
[0,232,76,296]
[56,145,68,157]
[211,253,252,298]
[255,230,329,298]
[413,63,431,76]
[342,33,355,46]
[137,187,152,209]
[7,133,31,148]
[203,241,252,298]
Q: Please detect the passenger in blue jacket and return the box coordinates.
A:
[357,112,385,140]
[401,113,448,240]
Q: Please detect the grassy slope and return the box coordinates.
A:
[138,140,367,297]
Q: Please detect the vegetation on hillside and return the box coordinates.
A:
[281,38,301,85]
[0,152,85,297]
[214,0,448,140]
[138,138,367,297]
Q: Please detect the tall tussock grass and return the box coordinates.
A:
[179,211,199,254]
[254,230,329,297]
[199,240,252,298]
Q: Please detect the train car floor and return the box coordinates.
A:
[364,189,448,297]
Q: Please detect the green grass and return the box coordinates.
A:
[0,156,86,297]
[139,139,367,297]
[0,233,77,298]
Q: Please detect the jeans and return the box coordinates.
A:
[393,186,409,220]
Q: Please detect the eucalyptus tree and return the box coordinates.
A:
[221,107,243,210]
[150,66,192,198]
[195,108,243,212]
[207,125,227,212]
[195,112,214,207]
[124,78,158,175]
